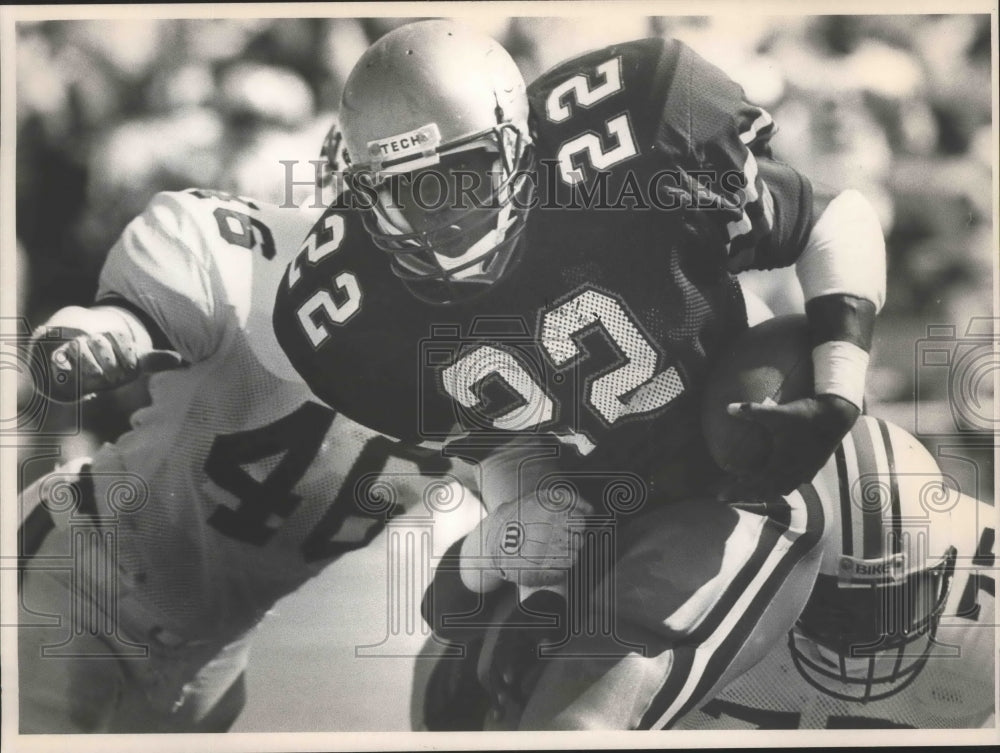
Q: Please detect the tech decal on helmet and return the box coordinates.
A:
[339,20,536,304]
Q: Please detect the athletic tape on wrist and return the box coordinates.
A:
[812,340,869,410]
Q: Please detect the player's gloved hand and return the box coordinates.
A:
[483,496,591,589]
[726,393,859,495]
[30,306,183,403]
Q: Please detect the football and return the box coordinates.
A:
[701,314,814,476]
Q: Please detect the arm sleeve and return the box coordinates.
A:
[95,191,232,363]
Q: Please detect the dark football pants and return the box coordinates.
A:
[418,483,827,730]
[511,486,828,729]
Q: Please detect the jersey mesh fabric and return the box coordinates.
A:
[97,318,449,643]
[270,38,809,499]
[82,191,447,643]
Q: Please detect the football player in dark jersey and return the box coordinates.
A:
[273,20,887,728]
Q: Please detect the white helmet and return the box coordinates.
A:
[790,416,958,702]
[339,20,535,303]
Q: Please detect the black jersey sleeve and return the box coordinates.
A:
[648,38,815,272]
[528,38,815,273]
[271,203,441,443]
[272,207,353,410]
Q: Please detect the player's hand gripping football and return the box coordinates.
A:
[30,306,183,402]
[726,393,859,495]
[483,494,592,589]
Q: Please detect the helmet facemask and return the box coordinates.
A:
[340,20,536,303]
[350,122,536,305]
[789,546,957,702]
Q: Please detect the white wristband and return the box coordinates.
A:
[812,340,869,411]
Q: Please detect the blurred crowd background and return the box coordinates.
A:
[14,13,995,499]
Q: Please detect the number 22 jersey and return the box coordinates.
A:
[273,36,816,487]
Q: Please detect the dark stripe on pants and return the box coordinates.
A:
[641,485,824,728]
[668,485,825,726]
